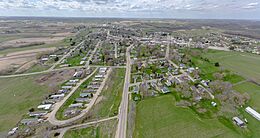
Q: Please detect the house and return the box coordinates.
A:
[50,94,65,99]
[29,111,48,117]
[41,58,49,62]
[64,109,81,117]
[73,71,83,78]
[161,87,170,94]
[211,102,217,107]
[66,82,77,86]
[80,93,93,98]
[245,107,260,121]
[95,75,104,78]
[37,104,52,110]
[58,89,69,94]
[99,67,107,73]
[75,98,91,103]
[232,117,245,127]
[80,61,85,65]
[42,99,56,104]
[69,103,83,108]
[8,127,18,136]
[20,118,39,125]
[69,79,79,83]
[133,86,139,94]
[62,86,73,90]
[82,89,96,93]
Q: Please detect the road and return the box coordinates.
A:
[56,116,118,138]
[115,44,133,138]
[47,68,97,125]
[85,41,101,66]
[129,79,159,87]
[48,68,112,126]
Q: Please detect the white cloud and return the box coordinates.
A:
[243,2,258,9]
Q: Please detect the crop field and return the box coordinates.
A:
[86,68,125,120]
[64,119,117,138]
[204,50,260,83]
[134,95,244,138]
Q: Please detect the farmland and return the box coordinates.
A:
[134,95,242,138]
[204,50,260,83]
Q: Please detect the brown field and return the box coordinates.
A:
[0,37,65,49]
[0,47,56,74]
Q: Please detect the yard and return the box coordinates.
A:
[134,94,245,138]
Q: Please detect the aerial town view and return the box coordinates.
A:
[0,0,260,138]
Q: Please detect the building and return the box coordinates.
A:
[75,98,91,103]
[62,86,73,90]
[37,104,52,110]
[245,107,260,121]
[80,93,93,98]
[69,103,83,108]
[232,117,245,127]
[50,94,65,99]
[161,87,170,94]
[29,111,48,117]
[20,118,39,125]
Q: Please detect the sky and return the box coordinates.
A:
[0,0,260,19]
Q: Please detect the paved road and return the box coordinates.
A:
[48,68,112,126]
[47,68,97,125]
[85,41,101,66]
[56,116,118,138]
[115,45,133,138]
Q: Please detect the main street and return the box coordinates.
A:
[115,44,133,138]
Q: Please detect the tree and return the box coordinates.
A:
[54,57,59,62]
[215,62,220,67]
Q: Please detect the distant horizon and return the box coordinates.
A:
[0,0,259,20]
[1,15,260,21]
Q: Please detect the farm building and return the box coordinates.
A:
[245,107,260,121]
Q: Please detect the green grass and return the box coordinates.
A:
[204,50,260,83]
[234,82,260,112]
[0,76,51,133]
[56,70,97,120]
[64,119,117,138]
[86,68,125,120]
[134,95,243,138]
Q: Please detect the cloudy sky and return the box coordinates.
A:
[0,0,259,19]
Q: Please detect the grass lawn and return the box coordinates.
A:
[204,50,260,83]
[134,94,244,138]
[86,68,125,120]
[64,119,117,138]
[0,76,50,134]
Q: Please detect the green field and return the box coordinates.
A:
[86,68,125,120]
[134,95,245,138]
[0,76,50,134]
[64,119,117,138]
[204,50,260,83]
